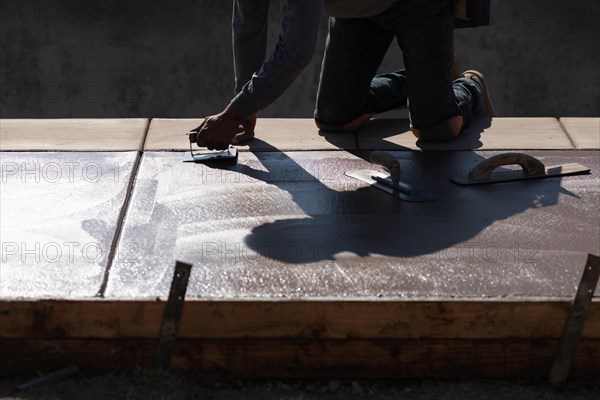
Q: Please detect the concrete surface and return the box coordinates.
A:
[0,1,598,119]
[105,149,599,299]
[1,118,598,382]
[0,118,149,150]
[356,117,574,150]
[560,118,600,149]
[1,118,598,300]
[0,152,138,298]
[145,118,356,151]
[145,117,577,152]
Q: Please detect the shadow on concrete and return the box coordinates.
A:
[416,117,491,151]
[340,117,492,152]
[225,120,566,264]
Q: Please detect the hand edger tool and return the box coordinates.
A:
[183,129,238,163]
[345,151,440,202]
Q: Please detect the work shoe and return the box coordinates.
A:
[462,70,497,117]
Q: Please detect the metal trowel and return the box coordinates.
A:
[345,151,439,202]
[450,152,590,185]
[183,129,239,163]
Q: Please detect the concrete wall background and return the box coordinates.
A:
[1,0,598,119]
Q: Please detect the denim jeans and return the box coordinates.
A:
[314,0,484,141]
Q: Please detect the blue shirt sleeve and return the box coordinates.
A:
[230,0,323,118]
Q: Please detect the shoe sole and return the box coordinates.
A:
[463,70,497,117]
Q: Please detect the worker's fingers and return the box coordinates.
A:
[244,114,257,136]
[192,117,208,133]
[204,133,230,151]
[191,118,209,147]
[232,130,254,144]
[232,114,257,144]
[206,140,228,151]
[196,132,206,147]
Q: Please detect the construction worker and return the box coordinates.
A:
[194,0,496,150]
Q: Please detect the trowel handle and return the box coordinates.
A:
[370,151,400,186]
[188,130,206,147]
[468,152,546,181]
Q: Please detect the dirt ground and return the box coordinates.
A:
[1,369,599,400]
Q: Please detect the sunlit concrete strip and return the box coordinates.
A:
[559,118,600,150]
[356,117,574,151]
[0,119,149,151]
[144,118,357,151]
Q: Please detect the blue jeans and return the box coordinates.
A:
[314,0,484,142]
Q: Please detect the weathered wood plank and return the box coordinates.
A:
[2,299,599,340]
[1,338,598,378]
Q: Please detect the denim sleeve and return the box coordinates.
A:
[232,0,269,94]
[230,0,323,118]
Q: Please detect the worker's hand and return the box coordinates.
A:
[193,107,239,150]
[232,113,256,144]
[193,108,256,150]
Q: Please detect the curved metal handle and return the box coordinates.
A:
[468,152,546,181]
[188,130,198,142]
[188,130,206,147]
[370,151,400,186]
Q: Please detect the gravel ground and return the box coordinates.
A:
[1,369,599,400]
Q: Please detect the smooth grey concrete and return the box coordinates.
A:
[0,152,137,298]
[105,149,599,299]
[1,0,598,119]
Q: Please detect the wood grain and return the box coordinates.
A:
[1,338,598,378]
[2,299,599,340]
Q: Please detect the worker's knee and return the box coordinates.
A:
[313,106,347,132]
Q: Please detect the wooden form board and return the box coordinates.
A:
[2,338,598,379]
[2,299,599,378]
[4,299,599,340]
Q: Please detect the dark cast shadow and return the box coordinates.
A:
[219,118,568,264]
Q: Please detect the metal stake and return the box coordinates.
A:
[549,254,600,385]
[154,261,193,370]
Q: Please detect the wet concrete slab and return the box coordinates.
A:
[0,152,138,298]
[106,147,600,299]
[0,119,149,151]
[560,118,600,149]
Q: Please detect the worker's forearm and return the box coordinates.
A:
[230,0,324,119]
